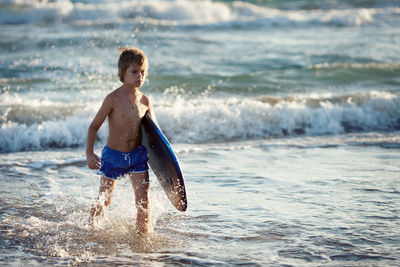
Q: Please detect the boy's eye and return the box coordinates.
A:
[131,69,145,75]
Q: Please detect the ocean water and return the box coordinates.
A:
[1,0,400,266]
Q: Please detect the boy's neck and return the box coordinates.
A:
[121,84,140,95]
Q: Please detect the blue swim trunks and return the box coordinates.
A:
[98,145,149,179]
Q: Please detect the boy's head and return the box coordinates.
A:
[117,47,148,83]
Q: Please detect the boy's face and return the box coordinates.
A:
[124,64,146,88]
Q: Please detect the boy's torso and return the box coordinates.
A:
[107,89,148,152]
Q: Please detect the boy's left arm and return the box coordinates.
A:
[143,94,159,127]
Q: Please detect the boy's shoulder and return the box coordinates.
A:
[104,87,126,103]
[104,88,151,107]
[139,91,151,106]
[108,87,124,97]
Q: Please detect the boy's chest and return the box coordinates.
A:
[111,102,146,124]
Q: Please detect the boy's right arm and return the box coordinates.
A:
[86,95,113,170]
[86,124,101,170]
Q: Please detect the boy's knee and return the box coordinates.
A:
[135,179,149,191]
[101,177,115,186]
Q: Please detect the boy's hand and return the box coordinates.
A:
[86,152,101,170]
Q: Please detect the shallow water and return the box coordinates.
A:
[1,138,400,266]
[1,0,400,265]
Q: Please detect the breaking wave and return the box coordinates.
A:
[1,0,399,27]
[1,91,399,152]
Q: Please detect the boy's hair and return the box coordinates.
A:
[117,47,148,83]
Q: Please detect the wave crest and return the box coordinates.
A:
[2,91,399,152]
[1,0,397,27]
[157,91,400,143]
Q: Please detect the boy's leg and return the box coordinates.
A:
[90,176,117,222]
[129,171,150,233]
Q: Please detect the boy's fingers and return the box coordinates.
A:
[86,154,100,169]
[94,158,100,169]
[88,159,100,170]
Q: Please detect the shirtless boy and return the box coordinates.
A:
[86,47,156,233]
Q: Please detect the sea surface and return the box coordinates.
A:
[1,0,400,266]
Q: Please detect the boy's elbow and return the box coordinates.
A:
[88,123,100,133]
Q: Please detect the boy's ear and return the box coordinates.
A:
[117,70,124,82]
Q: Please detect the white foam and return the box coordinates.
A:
[154,91,400,144]
[0,91,399,152]
[1,0,234,25]
[232,2,375,26]
[1,0,396,27]
[0,111,107,152]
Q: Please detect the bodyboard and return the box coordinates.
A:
[141,113,187,211]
